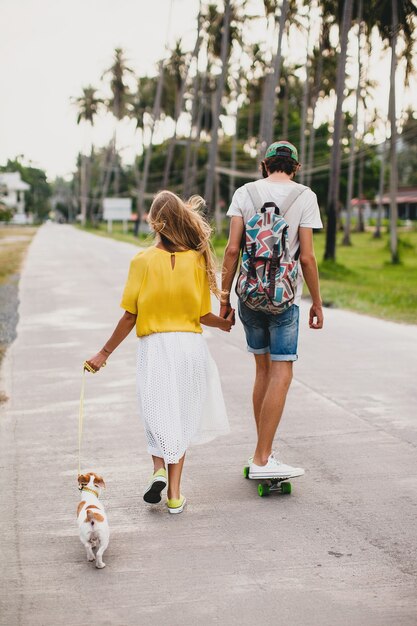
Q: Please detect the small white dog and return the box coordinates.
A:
[77,472,109,569]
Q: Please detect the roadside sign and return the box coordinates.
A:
[103,198,132,233]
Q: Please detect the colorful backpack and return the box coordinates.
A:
[236,182,307,314]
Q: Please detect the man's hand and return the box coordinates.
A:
[220,302,235,325]
[309,303,324,329]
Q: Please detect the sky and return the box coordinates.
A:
[0,0,200,178]
[1,0,415,180]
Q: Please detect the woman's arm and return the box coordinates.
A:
[201,310,235,333]
[86,311,137,371]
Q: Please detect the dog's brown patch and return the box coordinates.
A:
[77,501,86,517]
[78,472,105,489]
[85,505,100,510]
[85,509,105,523]
[77,474,89,486]
[93,475,105,489]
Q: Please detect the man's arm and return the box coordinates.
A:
[298,227,324,329]
[220,216,244,318]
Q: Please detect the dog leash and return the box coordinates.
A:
[78,361,106,477]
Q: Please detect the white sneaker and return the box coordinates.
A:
[249,453,305,479]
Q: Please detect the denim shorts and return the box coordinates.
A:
[238,301,300,361]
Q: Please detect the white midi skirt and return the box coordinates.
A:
[136,332,229,464]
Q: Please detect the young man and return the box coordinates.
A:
[220,140,324,479]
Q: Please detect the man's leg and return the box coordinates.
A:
[252,361,293,466]
[252,353,271,433]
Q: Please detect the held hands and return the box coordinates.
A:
[309,302,324,329]
[219,308,235,333]
[220,301,236,326]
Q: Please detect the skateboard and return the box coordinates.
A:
[243,465,293,497]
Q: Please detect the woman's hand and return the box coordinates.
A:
[85,350,108,373]
[219,308,235,333]
[200,309,235,332]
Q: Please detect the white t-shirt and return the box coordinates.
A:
[227,179,323,305]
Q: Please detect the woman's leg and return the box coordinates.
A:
[167,454,185,500]
[152,455,165,472]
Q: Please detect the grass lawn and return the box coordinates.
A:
[313,229,417,324]
[78,222,417,325]
[0,226,37,401]
[77,222,152,247]
[0,226,37,284]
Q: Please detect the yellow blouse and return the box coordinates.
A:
[120,246,212,337]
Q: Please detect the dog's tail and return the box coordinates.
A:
[85,509,105,526]
[86,509,95,525]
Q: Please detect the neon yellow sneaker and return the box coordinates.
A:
[167,495,187,514]
[143,468,167,504]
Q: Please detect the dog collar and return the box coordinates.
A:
[81,487,99,498]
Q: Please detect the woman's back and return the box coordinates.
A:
[120,246,211,337]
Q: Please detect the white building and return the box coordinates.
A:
[0,172,31,224]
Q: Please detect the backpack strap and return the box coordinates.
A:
[244,182,264,212]
[279,184,308,261]
[279,184,308,217]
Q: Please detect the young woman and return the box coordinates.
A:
[86,191,233,514]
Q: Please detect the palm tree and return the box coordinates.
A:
[374,0,417,263]
[163,5,204,188]
[374,138,387,239]
[342,0,363,246]
[258,0,289,159]
[73,86,103,225]
[137,60,165,224]
[130,76,157,232]
[204,0,232,217]
[102,48,134,196]
[324,0,354,261]
[305,2,338,187]
[299,2,315,184]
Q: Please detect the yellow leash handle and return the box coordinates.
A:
[78,361,106,476]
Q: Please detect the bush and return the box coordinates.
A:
[0,205,13,223]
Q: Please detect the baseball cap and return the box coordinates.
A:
[265,141,299,162]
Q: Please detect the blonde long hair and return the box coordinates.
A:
[148,190,221,299]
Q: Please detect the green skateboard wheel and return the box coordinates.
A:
[281,482,291,494]
[258,483,270,497]
[243,466,250,479]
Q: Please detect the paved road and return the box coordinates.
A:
[1,224,416,626]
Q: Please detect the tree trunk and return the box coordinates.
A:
[80,154,88,226]
[183,69,202,197]
[282,79,289,138]
[133,131,144,236]
[248,83,255,140]
[215,172,222,233]
[356,149,365,232]
[258,0,289,159]
[342,0,362,246]
[389,0,399,263]
[185,71,208,197]
[324,0,354,261]
[100,135,116,208]
[204,0,231,218]
[299,9,313,183]
[164,7,203,188]
[306,35,324,188]
[85,150,93,222]
[229,78,241,202]
[137,60,164,222]
[374,140,386,239]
